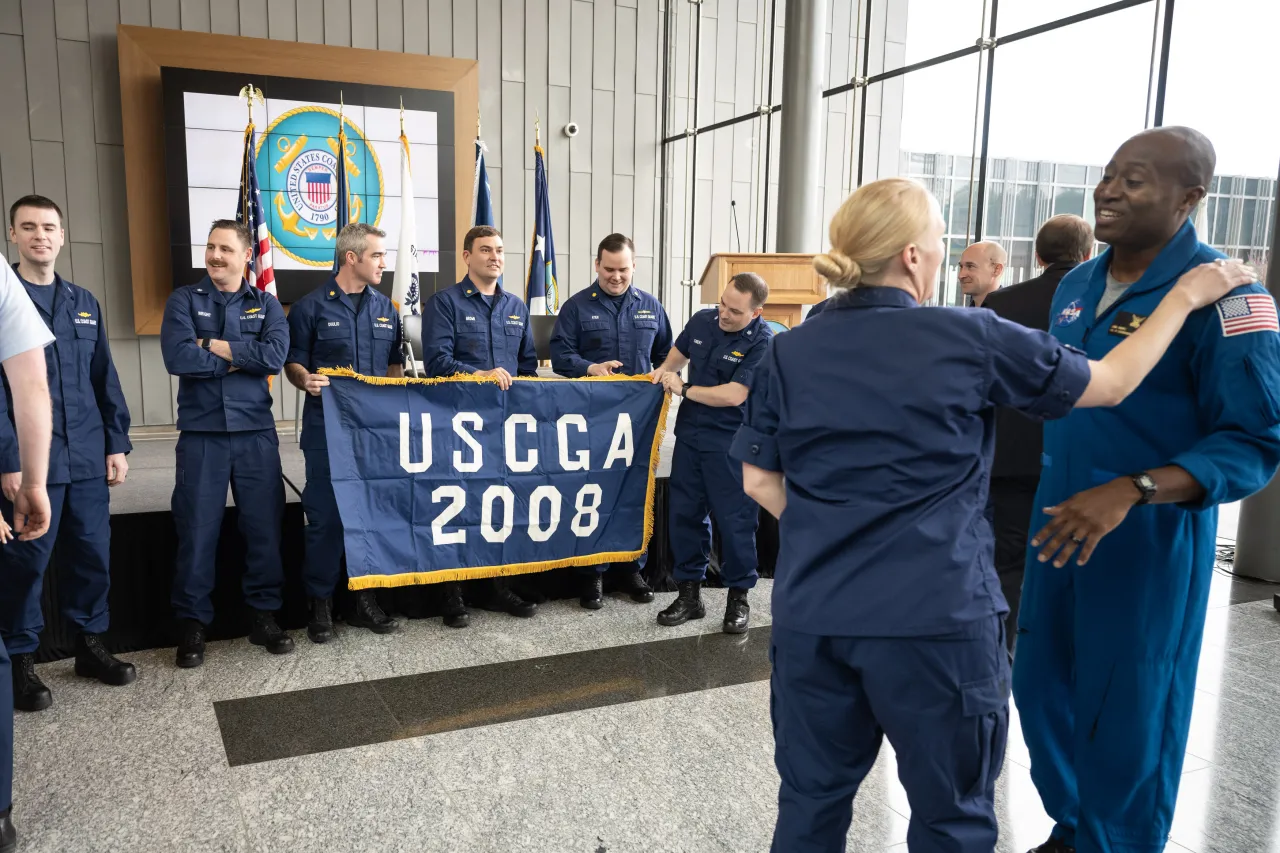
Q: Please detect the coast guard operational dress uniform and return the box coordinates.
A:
[287,280,404,604]
[161,278,290,629]
[421,276,538,378]
[1014,220,1280,852]
[668,308,772,592]
[0,270,131,671]
[732,286,1092,852]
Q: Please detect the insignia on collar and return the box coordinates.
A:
[591,292,597,297]
[466,289,474,294]
[329,290,336,296]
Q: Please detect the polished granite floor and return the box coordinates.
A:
[12,561,1280,851]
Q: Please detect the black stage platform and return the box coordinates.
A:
[33,432,778,662]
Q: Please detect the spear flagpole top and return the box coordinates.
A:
[399,95,405,134]
[535,110,541,147]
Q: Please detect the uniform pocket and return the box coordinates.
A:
[959,673,1010,800]
[237,317,264,339]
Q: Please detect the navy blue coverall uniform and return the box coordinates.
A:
[1013,221,1280,853]
[287,280,403,599]
[0,271,131,655]
[551,282,672,576]
[731,286,1092,852]
[670,308,772,589]
[421,276,538,378]
[161,279,289,625]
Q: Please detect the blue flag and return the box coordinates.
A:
[320,371,669,588]
[331,117,350,272]
[472,140,494,227]
[526,145,559,314]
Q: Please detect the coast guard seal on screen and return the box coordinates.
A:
[254,105,385,266]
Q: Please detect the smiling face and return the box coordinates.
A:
[463,235,505,284]
[718,285,762,332]
[1094,133,1206,251]
[204,227,251,289]
[9,205,64,267]
[595,247,634,296]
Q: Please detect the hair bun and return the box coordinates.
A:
[813,250,862,286]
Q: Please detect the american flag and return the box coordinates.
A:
[237,124,276,297]
[1217,293,1278,337]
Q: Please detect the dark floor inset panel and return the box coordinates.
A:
[215,626,772,766]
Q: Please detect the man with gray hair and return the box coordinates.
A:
[286,222,404,644]
[959,240,1008,307]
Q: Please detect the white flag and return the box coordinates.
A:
[393,133,420,317]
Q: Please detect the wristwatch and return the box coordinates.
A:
[681,381,692,398]
[200,338,212,351]
[1129,471,1157,505]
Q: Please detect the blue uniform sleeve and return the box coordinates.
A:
[729,334,770,388]
[228,296,289,377]
[161,290,230,379]
[286,298,315,370]
[984,312,1090,420]
[729,345,781,471]
[1169,287,1280,509]
[88,296,132,456]
[650,305,674,371]
[421,292,475,376]
[550,300,591,378]
[517,313,539,377]
[0,376,18,472]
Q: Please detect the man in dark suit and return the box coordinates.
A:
[981,214,1094,653]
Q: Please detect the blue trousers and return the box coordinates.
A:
[302,449,346,599]
[171,430,285,624]
[579,554,648,577]
[669,440,759,588]
[0,479,111,654]
[770,618,1009,853]
[1,634,10,811]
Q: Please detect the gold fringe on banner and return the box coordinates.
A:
[317,368,672,588]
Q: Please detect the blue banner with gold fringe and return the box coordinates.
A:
[319,370,670,588]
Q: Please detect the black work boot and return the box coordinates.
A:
[616,570,655,603]
[248,610,295,655]
[488,580,537,618]
[657,581,705,627]
[442,582,469,628]
[176,619,206,669]
[11,653,51,712]
[1,805,16,853]
[348,589,399,634]
[579,574,604,610]
[1029,837,1075,853]
[723,588,750,634]
[74,633,137,686]
[307,596,334,644]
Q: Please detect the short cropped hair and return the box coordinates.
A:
[9,194,63,228]
[1035,214,1094,266]
[208,219,252,250]
[596,233,635,261]
[464,225,502,253]
[730,272,769,308]
[336,222,386,265]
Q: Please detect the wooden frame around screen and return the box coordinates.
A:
[117,25,478,335]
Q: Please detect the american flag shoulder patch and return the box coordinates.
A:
[1217,294,1279,337]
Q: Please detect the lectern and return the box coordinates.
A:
[698,253,828,329]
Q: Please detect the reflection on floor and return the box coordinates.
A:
[13,568,1280,851]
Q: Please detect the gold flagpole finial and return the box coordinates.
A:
[238,84,262,127]
[535,110,541,147]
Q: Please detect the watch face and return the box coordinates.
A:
[1138,474,1156,490]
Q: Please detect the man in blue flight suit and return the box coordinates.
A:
[0,257,55,853]
[286,223,403,643]
[421,225,540,625]
[651,272,773,634]
[161,219,295,667]
[551,233,671,609]
[1016,128,1280,853]
[0,195,136,710]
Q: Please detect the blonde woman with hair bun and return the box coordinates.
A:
[724,176,1257,851]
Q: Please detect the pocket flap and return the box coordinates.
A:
[317,324,348,340]
[960,674,1009,717]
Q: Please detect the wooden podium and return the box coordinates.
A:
[697,253,828,329]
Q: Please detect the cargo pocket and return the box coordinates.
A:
[960,673,1010,800]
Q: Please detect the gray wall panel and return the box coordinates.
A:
[31,143,70,238]
[119,0,151,25]
[568,0,591,174]
[547,84,570,258]
[400,0,427,52]
[351,0,378,46]
[211,0,238,32]
[499,0,522,79]
[500,80,525,238]
[612,5,635,175]
[322,0,349,43]
[0,34,35,217]
[96,143,135,337]
[54,0,89,40]
[137,336,174,425]
[22,0,62,142]
[475,0,501,165]
[240,0,269,37]
[524,0,547,143]
[373,0,396,48]
[57,39,101,244]
[181,0,212,31]
[547,0,569,86]
[632,92,656,252]
[451,0,475,59]
[268,0,297,39]
[427,0,450,54]
[69,242,105,314]
[0,0,20,34]
[590,89,612,240]
[568,170,590,295]
[591,0,612,91]
[109,337,143,422]
[151,0,180,29]
[486,164,502,235]
[87,2,123,144]
[612,174,633,241]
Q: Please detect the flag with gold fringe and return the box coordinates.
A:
[319,371,668,588]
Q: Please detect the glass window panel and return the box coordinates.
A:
[951,182,973,235]
[1241,199,1257,245]
[997,1,1135,37]
[900,0,988,68]
[1245,179,1260,197]
[1007,239,1035,285]
[1013,185,1037,238]
[1057,164,1088,185]
[1054,187,1085,217]
[1213,199,1231,245]
[986,182,1005,235]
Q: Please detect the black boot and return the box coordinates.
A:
[615,570,655,603]
[489,580,537,618]
[347,589,399,634]
[1,805,16,853]
[176,619,206,669]
[248,610,295,655]
[1029,837,1075,853]
[74,633,137,686]
[657,581,705,627]
[723,588,750,634]
[307,596,334,644]
[442,582,469,628]
[10,653,51,712]
[579,574,604,610]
